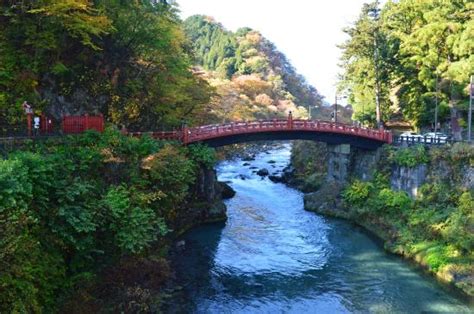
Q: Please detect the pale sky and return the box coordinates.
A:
[176,0,371,104]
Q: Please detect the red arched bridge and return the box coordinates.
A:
[131,117,393,150]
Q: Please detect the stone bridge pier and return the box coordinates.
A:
[305,142,382,214]
[327,144,351,182]
[326,143,382,184]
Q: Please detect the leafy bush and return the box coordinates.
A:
[376,188,412,215]
[409,242,452,272]
[0,131,202,310]
[0,159,66,312]
[143,144,196,205]
[449,143,474,165]
[442,192,474,253]
[390,145,429,167]
[342,180,373,207]
[418,183,458,209]
[104,186,167,254]
[187,143,217,168]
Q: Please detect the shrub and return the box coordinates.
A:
[0,159,65,312]
[390,145,429,167]
[187,143,217,168]
[376,188,412,215]
[449,143,474,165]
[342,180,373,207]
[0,131,199,310]
[143,144,196,204]
[442,192,474,253]
[104,186,167,254]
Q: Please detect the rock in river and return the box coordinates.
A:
[220,182,236,199]
[256,168,269,177]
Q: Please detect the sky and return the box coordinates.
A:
[176,0,372,104]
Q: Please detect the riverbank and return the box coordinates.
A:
[288,141,474,301]
[0,130,229,312]
[167,143,471,312]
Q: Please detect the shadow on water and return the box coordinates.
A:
[167,143,472,313]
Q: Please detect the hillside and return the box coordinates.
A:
[183,15,325,123]
[0,1,213,133]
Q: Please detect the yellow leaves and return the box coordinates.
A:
[233,74,272,98]
[255,93,273,107]
[28,0,112,50]
[124,100,141,121]
[245,31,262,45]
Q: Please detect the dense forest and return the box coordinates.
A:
[0,131,219,312]
[183,15,324,122]
[0,0,213,132]
[339,0,473,134]
[0,3,326,135]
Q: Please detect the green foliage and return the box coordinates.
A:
[389,145,429,167]
[0,158,66,312]
[339,0,473,128]
[144,144,196,204]
[376,188,412,215]
[343,174,412,217]
[448,143,474,166]
[443,192,474,253]
[187,144,217,168]
[183,15,322,123]
[104,186,167,254]
[343,180,373,207]
[340,145,472,283]
[0,131,202,311]
[410,242,452,272]
[0,1,213,131]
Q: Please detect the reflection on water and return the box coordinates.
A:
[169,143,472,313]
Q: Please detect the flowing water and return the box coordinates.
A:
[169,143,472,313]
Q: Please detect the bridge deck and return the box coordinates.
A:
[130,119,392,149]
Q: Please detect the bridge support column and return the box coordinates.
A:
[327,144,351,183]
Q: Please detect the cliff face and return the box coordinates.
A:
[172,166,227,235]
[390,164,427,198]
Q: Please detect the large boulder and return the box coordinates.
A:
[268,175,284,183]
[303,182,347,218]
[242,154,256,161]
[219,182,236,199]
[256,168,269,177]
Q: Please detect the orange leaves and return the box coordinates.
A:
[233,74,272,98]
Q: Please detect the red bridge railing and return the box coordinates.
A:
[131,119,392,145]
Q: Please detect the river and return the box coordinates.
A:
[169,143,472,313]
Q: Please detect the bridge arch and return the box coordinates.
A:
[134,118,392,150]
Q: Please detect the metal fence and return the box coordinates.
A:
[393,136,471,146]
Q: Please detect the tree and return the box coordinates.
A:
[339,1,393,127]
[339,0,473,131]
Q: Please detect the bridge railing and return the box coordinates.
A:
[392,135,472,146]
[184,119,392,144]
[129,130,181,141]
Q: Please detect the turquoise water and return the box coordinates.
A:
[169,144,472,313]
